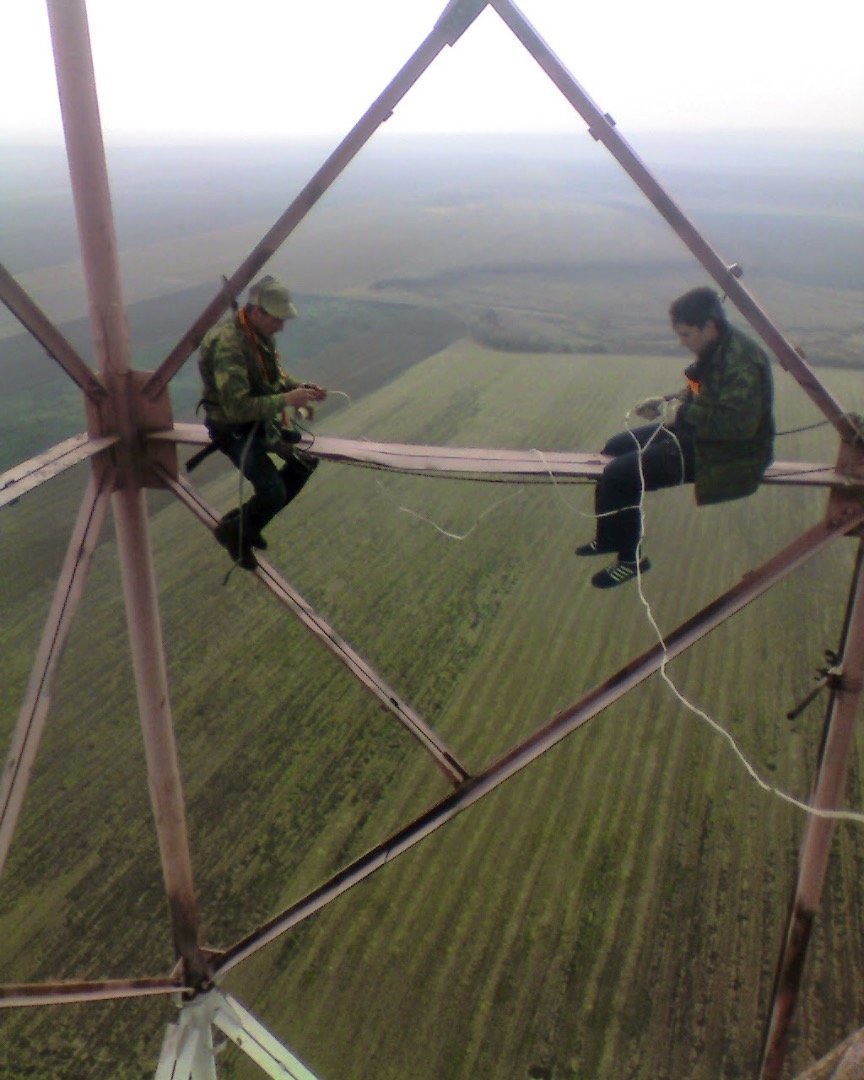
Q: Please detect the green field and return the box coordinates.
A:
[2,339,864,1078]
[2,133,864,1078]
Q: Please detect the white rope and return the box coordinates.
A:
[533,406,864,825]
[374,477,524,541]
[623,413,864,826]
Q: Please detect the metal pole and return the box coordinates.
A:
[0,472,112,883]
[213,512,862,976]
[0,978,183,1009]
[758,538,864,1079]
[0,262,106,402]
[45,0,205,982]
[490,0,857,443]
[0,433,117,508]
[155,466,470,785]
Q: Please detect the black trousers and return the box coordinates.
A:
[209,423,317,536]
[594,424,696,560]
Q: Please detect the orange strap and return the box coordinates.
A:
[238,307,289,383]
[238,307,294,428]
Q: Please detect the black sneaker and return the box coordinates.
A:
[213,518,257,571]
[575,539,616,557]
[591,558,651,589]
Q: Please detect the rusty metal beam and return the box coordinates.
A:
[150,425,851,491]
[155,466,470,786]
[142,3,489,402]
[0,433,117,508]
[758,538,864,1080]
[212,511,862,977]
[0,263,106,401]
[490,0,857,443]
[0,978,183,1009]
[0,470,113,884]
[47,0,205,984]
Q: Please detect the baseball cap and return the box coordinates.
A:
[248,275,298,319]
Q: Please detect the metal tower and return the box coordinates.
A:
[1,1,862,1076]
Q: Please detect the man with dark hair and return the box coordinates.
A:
[198,276,327,570]
[576,286,775,588]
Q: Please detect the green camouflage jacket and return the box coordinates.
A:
[198,310,299,428]
[676,326,775,505]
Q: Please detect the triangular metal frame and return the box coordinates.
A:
[1,1,862,1078]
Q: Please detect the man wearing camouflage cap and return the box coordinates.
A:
[198,275,328,569]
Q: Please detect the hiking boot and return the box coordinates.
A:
[591,557,651,589]
[575,539,616,557]
[221,507,266,550]
[213,516,257,571]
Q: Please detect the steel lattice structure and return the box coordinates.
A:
[1,1,863,1077]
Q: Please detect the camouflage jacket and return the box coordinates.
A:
[198,309,299,429]
[675,326,774,505]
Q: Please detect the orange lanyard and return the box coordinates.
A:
[238,307,285,383]
[238,308,291,427]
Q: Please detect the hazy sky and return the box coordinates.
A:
[3,0,863,142]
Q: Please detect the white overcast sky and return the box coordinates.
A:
[3,0,863,142]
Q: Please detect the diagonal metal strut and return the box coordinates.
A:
[490,0,858,443]
[155,466,470,786]
[758,538,864,1079]
[142,0,490,402]
[0,470,113,884]
[212,511,864,977]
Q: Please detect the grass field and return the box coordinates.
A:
[3,135,863,367]
[2,339,864,1078]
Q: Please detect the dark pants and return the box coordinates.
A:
[209,422,317,537]
[594,424,696,560]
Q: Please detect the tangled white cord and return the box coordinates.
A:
[338,395,863,823]
[624,410,864,826]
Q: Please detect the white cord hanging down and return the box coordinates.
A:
[622,412,864,826]
[301,389,864,823]
[531,405,863,826]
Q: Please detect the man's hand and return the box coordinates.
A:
[283,384,328,409]
[301,382,328,401]
[633,395,667,420]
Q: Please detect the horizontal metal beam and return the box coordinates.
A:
[0,433,118,508]
[149,425,849,490]
[155,466,469,786]
[0,978,183,1009]
[213,510,863,977]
